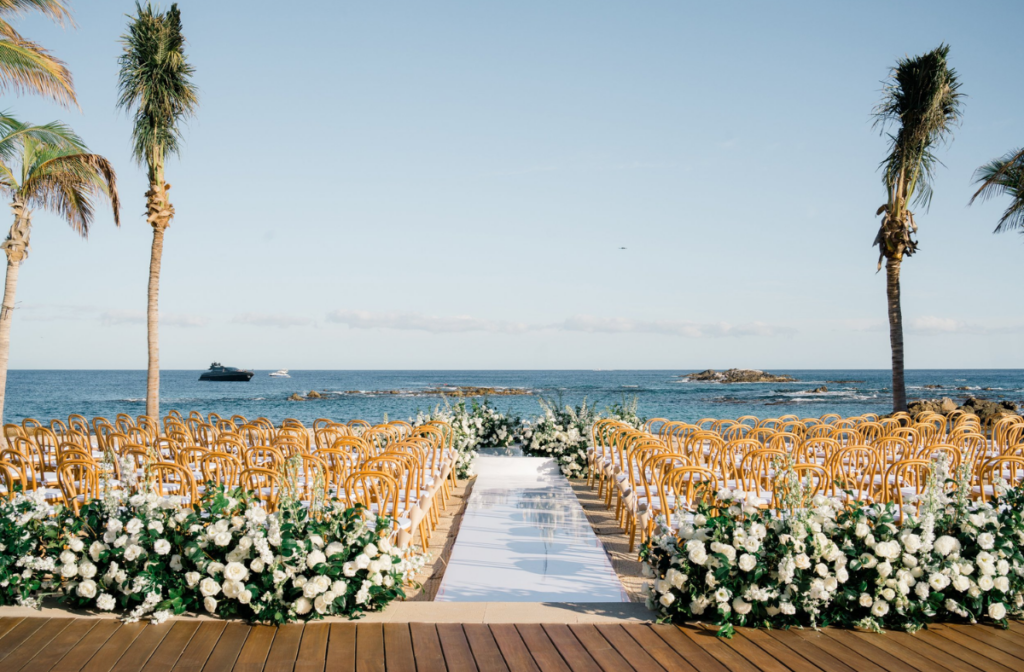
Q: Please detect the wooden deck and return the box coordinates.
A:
[2,616,1024,671]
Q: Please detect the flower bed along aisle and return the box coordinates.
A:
[2,477,425,624]
[641,456,1024,635]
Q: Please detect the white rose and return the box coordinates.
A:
[207,562,225,576]
[222,579,243,599]
[294,597,312,615]
[89,541,106,562]
[354,554,371,570]
[859,593,873,607]
[934,536,959,557]
[224,562,249,582]
[325,542,345,557]
[96,593,116,611]
[204,596,218,613]
[658,592,675,608]
[738,554,757,572]
[148,520,164,534]
[125,519,143,535]
[170,554,183,571]
[199,578,221,597]
[952,575,970,592]
[185,572,201,587]
[306,551,327,570]
[978,575,994,592]
[60,550,76,565]
[61,563,78,578]
[78,561,97,579]
[871,600,889,617]
[794,554,811,570]
[213,532,232,547]
[364,543,378,557]
[69,537,85,552]
[994,576,1009,593]
[124,545,143,562]
[154,539,171,556]
[929,574,950,591]
[250,559,265,573]
[76,579,97,598]
[988,602,1007,621]
[238,589,252,605]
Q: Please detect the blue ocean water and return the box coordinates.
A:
[4,370,1023,425]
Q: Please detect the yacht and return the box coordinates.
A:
[199,362,255,382]
[269,369,291,378]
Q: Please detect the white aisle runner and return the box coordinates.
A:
[434,456,629,602]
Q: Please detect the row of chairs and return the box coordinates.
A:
[588,411,1024,551]
[0,413,460,551]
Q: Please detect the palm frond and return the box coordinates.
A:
[0,30,75,106]
[970,148,1024,234]
[0,0,73,25]
[0,113,83,162]
[873,44,964,211]
[117,2,198,170]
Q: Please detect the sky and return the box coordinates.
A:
[4,0,1022,370]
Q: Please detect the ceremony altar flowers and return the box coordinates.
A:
[414,399,522,478]
[521,397,597,478]
[641,457,1024,635]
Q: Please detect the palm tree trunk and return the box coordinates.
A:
[885,255,907,413]
[146,222,164,419]
[145,176,173,421]
[0,204,30,424]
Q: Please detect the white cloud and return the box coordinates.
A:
[907,316,983,335]
[232,313,312,328]
[100,310,206,327]
[327,310,530,334]
[559,315,796,338]
[326,310,794,338]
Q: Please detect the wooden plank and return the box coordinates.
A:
[790,627,888,672]
[617,623,695,672]
[51,620,123,672]
[14,618,97,672]
[1,618,73,671]
[171,621,226,672]
[818,629,922,672]
[79,623,147,672]
[849,630,961,672]
[565,625,635,672]
[730,627,816,672]
[295,622,330,672]
[464,624,510,672]
[0,617,49,662]
[763,629,857,672]
[911,629,1015,672]
[649,625,728,672]
[232,624,277,672]
[264,623,304,672]
[967,622,1024,648]
[930,624,1024,668]
[515,625,570,672]
[490,624,543,672]
[541,624,601,672]
[1006,620,1024,636]
[356,623,385,672]
[384,624,416,672]
[677,626,760,672]
[436,624,478,672]
[142,621,201,672]
[199,623,249,672]
[409,623,447,672]
[946,623,1024,660]
[326,623,357,672]
[110,622,174,672]
[0,617,26,643]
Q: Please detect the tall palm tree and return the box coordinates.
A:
[0,0,76,106]
[117,2,197,420]
[0,118,119,422]
[872,44,963,413]
[969,148,1024,234]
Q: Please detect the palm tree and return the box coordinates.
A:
[116,2,197,420]
[872,44,963,413]
[969,148,1024,234]
[0,0,76,106]
[0,118,119,422]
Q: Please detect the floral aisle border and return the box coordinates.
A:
[2,479,425,624]
[640,456,1024,636]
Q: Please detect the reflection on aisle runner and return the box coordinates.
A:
[435,456,629,602]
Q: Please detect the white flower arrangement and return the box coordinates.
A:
[641,456,1024,635]
[2,478,425,624]
[414,399,522,478]
[521,397,598,479]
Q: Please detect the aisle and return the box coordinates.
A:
[434,456,629,602]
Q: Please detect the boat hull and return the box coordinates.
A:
[199,371,255,382]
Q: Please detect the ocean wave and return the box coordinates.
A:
[117,398,144,403]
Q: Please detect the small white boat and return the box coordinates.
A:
[269,369,290,378]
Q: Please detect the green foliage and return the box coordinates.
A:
[971,147,1024,235]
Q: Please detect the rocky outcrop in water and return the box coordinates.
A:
[682,369,798,383]
[906,396,1020,423]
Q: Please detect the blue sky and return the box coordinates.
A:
[5,0,1023,370]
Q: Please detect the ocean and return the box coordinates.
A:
[4,369,1022,425]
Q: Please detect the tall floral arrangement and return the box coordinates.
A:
[414,398,522,478]
[641,457,1024,635]
[0,489,60,608]
[521,397,597,478]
